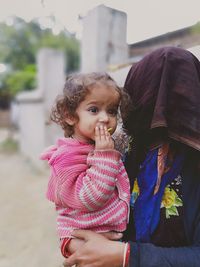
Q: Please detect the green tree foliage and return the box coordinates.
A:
[0,16,80,102]
[0,18,38,70]
[4,64,37,96]
[39,28,80,72]
[191,22,200,34]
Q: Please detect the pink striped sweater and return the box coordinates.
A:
[40,138,130,238]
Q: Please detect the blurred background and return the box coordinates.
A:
[0,0,200,266]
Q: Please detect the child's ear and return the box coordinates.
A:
[65,116,76,126]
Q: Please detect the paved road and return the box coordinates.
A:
[0,129,62,267]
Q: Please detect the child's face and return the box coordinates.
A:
[72,84,120,143]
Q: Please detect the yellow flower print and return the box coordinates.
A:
[162,187,176,208]
[161,186,183,219]
[130,179,140,207]
[133,179,140,194]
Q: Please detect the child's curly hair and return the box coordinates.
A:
[51,72,131,137]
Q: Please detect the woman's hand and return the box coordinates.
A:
[68,231,123,254]
[68,238,85,254]
[63,230,125,267]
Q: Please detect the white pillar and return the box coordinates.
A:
[16,48,65,169]
[37,49,65,147]
[81,5,128,72]
[37,48,65,115]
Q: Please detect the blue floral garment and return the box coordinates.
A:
[132,148,185,242]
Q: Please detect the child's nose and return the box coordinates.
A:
[99,111,109,122]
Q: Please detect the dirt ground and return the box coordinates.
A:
[0,129,63,267]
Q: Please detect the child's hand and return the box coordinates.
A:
[95,125,115,150]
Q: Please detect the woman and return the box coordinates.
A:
[64,46,200,267]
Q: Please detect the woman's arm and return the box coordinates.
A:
[63,230,125,267]
[63,230,200,267]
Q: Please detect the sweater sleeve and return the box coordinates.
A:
[57,149,121,211]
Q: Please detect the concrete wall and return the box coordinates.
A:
[81,5,128,72]
[108,65,131,87]
[16,49,65,169]
[188,45,200,60]
[38,49,65,148]
[18,99,45,168]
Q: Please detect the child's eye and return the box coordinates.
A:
[88,107,98,113]
[108,109,118,116]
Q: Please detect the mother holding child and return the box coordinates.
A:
[43,46,200,267]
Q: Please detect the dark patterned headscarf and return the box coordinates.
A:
[124,46,200,153]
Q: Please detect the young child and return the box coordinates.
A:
[40,72,130,258]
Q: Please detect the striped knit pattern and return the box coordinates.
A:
[40,138,130,238]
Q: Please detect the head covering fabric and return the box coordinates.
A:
[124,46,200,151]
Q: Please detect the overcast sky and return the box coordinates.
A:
[0,0,200,43]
